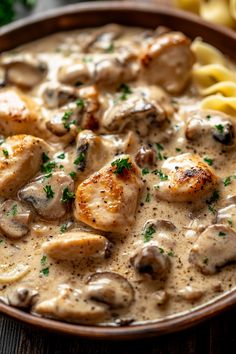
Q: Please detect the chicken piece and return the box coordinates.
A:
[42,231,110,260]
[189,224,236,274]
[141,32,195,94]
[35,284,108,324]
[155,153,219,202]
[19,171,74,220]
[185,110,235,146]
[74,155,143,233]
[102,85,172,133]
[0,135,49,198]
[0,88,48,138]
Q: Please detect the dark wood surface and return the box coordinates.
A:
[0,1,235,353]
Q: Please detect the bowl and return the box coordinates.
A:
[1,1,236,340]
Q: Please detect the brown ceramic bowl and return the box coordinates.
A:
[1,1,236,340]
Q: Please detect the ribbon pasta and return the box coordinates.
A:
[192,39,236,115]
[175,0,236,28]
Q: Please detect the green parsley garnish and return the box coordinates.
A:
[156,143,164,160]
[57,152,65,160]
[175,148,182,152]
[227,219,233,226]
[223,176,232,187]
[0,0,36,26]
[0,240,3,244]
[167,250,174,257]
[62,110,73,130]
[74,152,85,166]
[76,98,85,108]
[207,190,220,214]
[40,255,47,266]
[159,247,164,254]
[142,168,150,176]
[215,124,224,133]
[119,83,132,100]
[153,169,168,181]
[206,114,211,119]
[43,185,55,199]
[42,152,50,163]
[60,223,68,233]
[6,204,18,216]
[2,149,8,158]
[41,161,56,174]
[111,158,132,175]
[69,171,77,180]
[40,267,49,276]
[203,257,209,265]
[145,192,151,202]
[61,187,75,203]
[106,43,114,53]
[218,231,226,237]
[204,157,213,166]
[143,226,156,242]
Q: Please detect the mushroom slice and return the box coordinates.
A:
[8,287,38,309]
[0,199,31,239]
[130,245,171,280]
[82,24,123,52]
[0,135,49,198]
[155,153,219,202]
[141,32,195,94]
[189,224,236,274]
[42,83,77,109]
[0,264,30,284]
[177,286,203,301]
[1,54,47,89]
[135,146,156,168]
[102,94,166,133]
[35,284,108,324]
[217,204,236,227]
[74,155,143,234]
[42,231,110,260]
[19,171,74,220]
[58,62,91,86]
[0,88,48,138]
[185,110,235,146]
[85,272,134,309]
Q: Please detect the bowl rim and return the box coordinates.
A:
[1,0,236,340]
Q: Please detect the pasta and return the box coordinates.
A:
[192,39,236,115]
[175,0,236,28]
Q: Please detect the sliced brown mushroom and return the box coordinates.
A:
[58,62,91,86]
[42,83,77,109]
[154,290,169,305]
[0,199,31,239]
[217,204,236,227]
[189,224,236,274]
[85,272,134,309]
[35,284,108,324]
[130,245,171,280]
[1,54,47,89]
[8,287,38,309]
[141,32,195,94]
[177,286,203,301]
[18,171,74,220]
[135,146,156,168]
[42,231,111,260]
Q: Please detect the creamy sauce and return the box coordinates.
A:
[0,24,236,326]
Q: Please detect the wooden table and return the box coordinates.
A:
[1,1,236,353]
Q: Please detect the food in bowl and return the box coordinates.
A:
[0,24,236,326]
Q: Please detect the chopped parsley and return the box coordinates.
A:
[0,240,3,244]
[215,124,224,133]
[42,152,50,163]
[69,171,77,180]
[167,250,174,257]
[2,149,8,158]
[40,267,49,276]
[175,148,182,152]
[60,223,68,233]
[119,83,132,100]
[203,257,209,265]
[106,43,114,53]
[143,225,156,242]
[6,204,18,216]
[41,161,56,174]
[74,152,85,166]
[207,190,220,214]
[227,219,233,226]
[76,98,85,108]
[40,255,47,266]
[61,187,75,203]
[111,158,132,175]
[43,185,55,199]
[145,192,151,202]
[223,176,232,187]
[159,247,164,254]
[142,168,150,176]
[57,152,65,160]
[204,157,213,166]
[218,231,226,237]
[155,143,164,160]
[153,169,168,181]
[62,110,73,130]
[206,114,211,120]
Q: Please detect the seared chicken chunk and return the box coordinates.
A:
[155,153,219,202]
[0,135,49,197]
[42,231,110,260]
[141,32,195,93]
[74,155,143,233]
[35,284,108,324]
[0,89,47,138]
[189,224,236,274]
